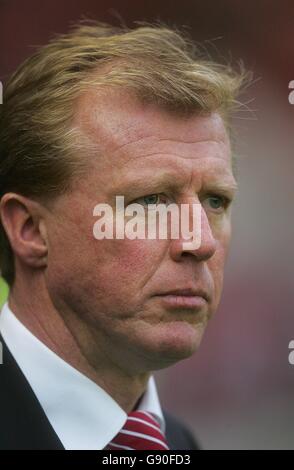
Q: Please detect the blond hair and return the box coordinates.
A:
[0,20,245,285]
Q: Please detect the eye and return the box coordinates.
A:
[133,194,168,207]
[204,195,231,212]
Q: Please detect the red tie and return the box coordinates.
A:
[105,410,169,450]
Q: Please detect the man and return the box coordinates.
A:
[0,21,243,450]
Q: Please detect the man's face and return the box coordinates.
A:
[44,90,237,373]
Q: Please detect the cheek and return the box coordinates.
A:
[208,235,230,308]
[47,230,167,313]
[212,216,232,269]
[90,238,166,291]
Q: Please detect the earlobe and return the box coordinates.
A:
[38,219,49,265]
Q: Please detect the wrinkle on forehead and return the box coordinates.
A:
[111,140,230,171]
[73,88,230,160]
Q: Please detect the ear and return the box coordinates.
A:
[0,193,48,269]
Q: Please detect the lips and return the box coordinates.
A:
[153,287,209,309]
[157,288,209,302]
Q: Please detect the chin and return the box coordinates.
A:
[141,320,207,369]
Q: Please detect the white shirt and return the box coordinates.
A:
[0,302,165,450]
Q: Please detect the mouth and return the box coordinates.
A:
[153,288,209,310]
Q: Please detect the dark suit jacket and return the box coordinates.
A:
[0,335,199,450]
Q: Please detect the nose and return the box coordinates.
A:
[169,205,217,262]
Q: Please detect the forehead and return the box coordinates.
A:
[73,89,234,188]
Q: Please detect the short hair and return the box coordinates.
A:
[0,20,245,286]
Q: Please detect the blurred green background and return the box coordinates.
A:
[0,277,9,308]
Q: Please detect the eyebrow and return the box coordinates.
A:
[111,172,186,196]
[203,180,239,195]
[111,171,238,199]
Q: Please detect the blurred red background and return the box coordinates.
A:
[1,0,293,449]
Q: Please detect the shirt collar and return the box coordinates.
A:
[0,301,165,450]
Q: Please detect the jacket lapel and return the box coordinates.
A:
[0,335,64,450]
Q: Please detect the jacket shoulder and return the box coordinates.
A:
[163,409,200,450]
